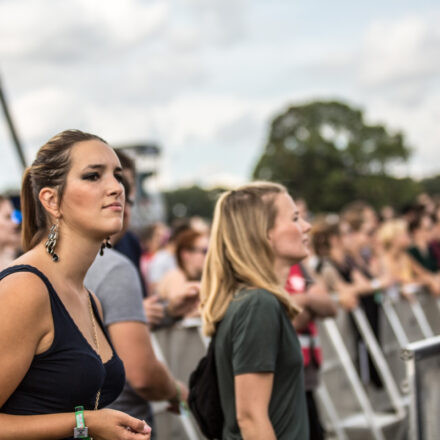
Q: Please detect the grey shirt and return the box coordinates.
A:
[85,249,154,427]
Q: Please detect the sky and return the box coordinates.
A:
[0,0,439,192]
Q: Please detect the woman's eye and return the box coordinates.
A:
[82,173,100,181]
[115,174,123,183]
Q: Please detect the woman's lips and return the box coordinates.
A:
[103,202,122,211]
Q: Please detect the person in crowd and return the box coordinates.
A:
[0,195,20,270]
[285,261,337,440]
[407,211,439,273]
[143,220,193,326]
[340,208,398,387]
[379,205,395,222]
[112,150,142,268]
[146,219,190,294]
[112,150,149,301]
[156,228,207,319]
[376,219,440,297]
[0,130,151,439]
[85,177,188,439]
[200,181,310,440]
[140,222,169,283]
[417,193,436,216]
[312,220,362,309]
[430,206,440,268]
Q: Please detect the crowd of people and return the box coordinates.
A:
[0,129,439,439]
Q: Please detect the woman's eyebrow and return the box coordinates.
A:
[82,164,105,171]
[81,164,123,172]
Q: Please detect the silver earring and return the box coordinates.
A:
[99,237,112,256]
[45,222,59,262]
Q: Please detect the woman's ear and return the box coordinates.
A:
[267,227,274,245]
[39,187,61,221]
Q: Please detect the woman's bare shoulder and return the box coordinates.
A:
[0,268,51,316]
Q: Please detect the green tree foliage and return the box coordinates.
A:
[162,185,226,223]
[253,100,418,211]
[420,174,440,196]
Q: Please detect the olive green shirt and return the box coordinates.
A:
[215,289,309,439]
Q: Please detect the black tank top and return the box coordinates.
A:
[0,265,125,438]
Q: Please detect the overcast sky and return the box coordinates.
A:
[1,0,439,192]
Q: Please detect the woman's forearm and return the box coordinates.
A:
[0,412,75,440]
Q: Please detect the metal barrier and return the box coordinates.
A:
[147,288,440,439]
[150,319,207,440]
[401,335,440,440]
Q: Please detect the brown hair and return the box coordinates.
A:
[115,150,136,174]
[175,229,203,273]
[21,129,107,251]
[312,221,340,257]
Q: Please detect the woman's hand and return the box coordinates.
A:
[143,295,165,326]
[337,286,358,310]
[167,282,200,317]
[87,408,151,440]
[167,380,189,414]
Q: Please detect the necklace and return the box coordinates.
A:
[87,293,101,411]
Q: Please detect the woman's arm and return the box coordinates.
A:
[108,321,187,403]
[0,274,151,440]
[235,373,276,440]
[408,257,440,295]
[0,409,150,440]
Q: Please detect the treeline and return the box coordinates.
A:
[163,101,440,222]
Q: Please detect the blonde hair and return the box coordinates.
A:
[377,219,407,251]
[200,181,300,336]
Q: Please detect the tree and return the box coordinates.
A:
[162,185,227,222]
[253,100,416,211]
[420,174,440,196]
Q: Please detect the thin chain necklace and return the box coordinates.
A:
[87,293,101,411]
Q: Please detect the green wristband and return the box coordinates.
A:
[74,406,90,439]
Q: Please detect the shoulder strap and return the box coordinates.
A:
[0,264,57,295]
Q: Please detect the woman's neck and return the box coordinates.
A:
[273,258,293,286]
[31,230,102,292]
[329,247,345,264]
[413,237,428,253]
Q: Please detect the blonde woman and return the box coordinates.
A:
[377,219,440,296]
[200,182,310,440]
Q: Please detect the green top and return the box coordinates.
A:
[407,246,438,273]
[215,288,309,440]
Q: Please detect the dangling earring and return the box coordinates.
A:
[99,237,112,256]
[45,221,59,262]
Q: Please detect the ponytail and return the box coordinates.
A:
[20,167,48,252]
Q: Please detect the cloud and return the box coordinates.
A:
[359,13,440,91]
[1,1,439,193]
[0,0,169,62]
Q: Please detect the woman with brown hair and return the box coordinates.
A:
[0,195,20,270]
[0,130,151,439]
[200,182,310,440]
[157,228,208,318]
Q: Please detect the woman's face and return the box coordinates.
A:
[59,140,124,240]
[268,193,311,265]
[181,234,209,280]
[417,216,434,243]
[395,228,411,251]
[0,200,18,247]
